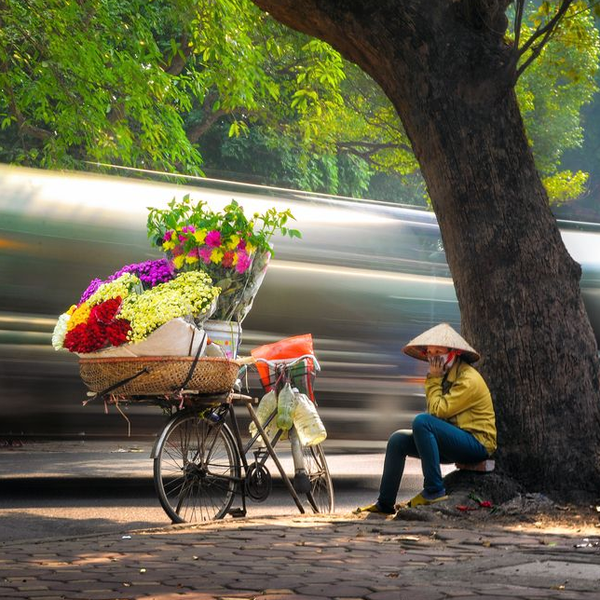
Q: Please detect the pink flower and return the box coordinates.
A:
[163,230,173,243]
[199,247,213,264]
[178,225,196,242]
[171,244,184,256]
[235,251,252,274]
[237,238,247,250]
[187,247,200,258]
[205,230,222,247]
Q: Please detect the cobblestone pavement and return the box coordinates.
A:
[1,513,600,600]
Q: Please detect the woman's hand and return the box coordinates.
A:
[428,355,445,377]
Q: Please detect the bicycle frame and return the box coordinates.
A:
[214,394,307,516]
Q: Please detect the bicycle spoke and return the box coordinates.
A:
[154,411,239,523]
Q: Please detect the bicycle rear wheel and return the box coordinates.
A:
[303,444,334,513]
[153,410,240,523]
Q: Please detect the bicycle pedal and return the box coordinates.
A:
[228,508,247,518]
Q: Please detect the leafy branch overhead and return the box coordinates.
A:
[0,0,597,205]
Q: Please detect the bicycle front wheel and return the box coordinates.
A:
[303,444,334,513]
[153,411,240,523]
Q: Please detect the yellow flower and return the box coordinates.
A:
[162,240,176,251]
[245,241,256,254]
[173,255,186,269]
[193,229,207,244]
[232,252,239,266]
[66,304,78,316]
[226,234,240,250]
[171,231,178,241]
[185,255,199,264]
[67,302,90,331]
[210,248,224,264]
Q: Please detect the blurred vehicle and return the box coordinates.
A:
[1,165,599,447]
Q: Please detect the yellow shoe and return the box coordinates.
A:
[353,503,395,515]
[407,492,449,508]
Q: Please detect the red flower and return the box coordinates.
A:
[90,297,122,324]
[64,322,106,353]
[221,250,235,268]
[106,319,131,346]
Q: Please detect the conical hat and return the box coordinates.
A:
[402,323,480,363]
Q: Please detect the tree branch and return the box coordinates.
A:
[161,35,194,76]
[516,0,574,79]
[513,0,525,50]
[186,108,227,143]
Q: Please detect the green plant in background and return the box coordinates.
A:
[0,0,598,210]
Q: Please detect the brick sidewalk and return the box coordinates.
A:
[1,513,599,600]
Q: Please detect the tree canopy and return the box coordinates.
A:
[0,0,598,206]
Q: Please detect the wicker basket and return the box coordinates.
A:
[79,356,240,395]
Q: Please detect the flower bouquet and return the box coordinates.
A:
[51,259,242,396]
[52,259,220,356]
[147,195,301,324]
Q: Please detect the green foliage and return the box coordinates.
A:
[0,0,598,210]
[542,169,589,205]
[0,0,202,172]
[515,2,600,204]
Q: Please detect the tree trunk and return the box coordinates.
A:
[252,0,600,494]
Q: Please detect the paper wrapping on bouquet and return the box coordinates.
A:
[250,334,316,401]
[77,318,207,359]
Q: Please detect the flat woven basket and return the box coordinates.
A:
[79,356,240,395]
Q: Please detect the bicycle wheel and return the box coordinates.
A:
[153,410,240,523]
[303,444,334,513]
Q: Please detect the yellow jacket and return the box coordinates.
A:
[424,360,497,455]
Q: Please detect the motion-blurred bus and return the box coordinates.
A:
[1,165,599,447]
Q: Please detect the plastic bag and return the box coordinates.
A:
[251,334,317,400]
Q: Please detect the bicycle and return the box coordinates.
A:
[151,354,334,523]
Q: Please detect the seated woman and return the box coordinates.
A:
[357,323,497,514]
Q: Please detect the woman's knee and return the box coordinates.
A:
[412,413,436,432]
[387,429,412,454]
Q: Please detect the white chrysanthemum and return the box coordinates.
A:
[52,313,71,350]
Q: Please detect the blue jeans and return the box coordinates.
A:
[377,413,488,511]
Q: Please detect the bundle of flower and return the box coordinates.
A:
[147,195,301,323]
[79,258,173,303]
[52,266,220,355]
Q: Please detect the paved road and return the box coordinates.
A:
[0,441,450,541]
[1,512,599,600]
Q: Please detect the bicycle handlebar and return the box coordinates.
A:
[252,354,321,371]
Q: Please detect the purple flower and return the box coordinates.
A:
[108,259,173,289]
[79,278,104,303]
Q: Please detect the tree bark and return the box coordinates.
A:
[251,0,600,493]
